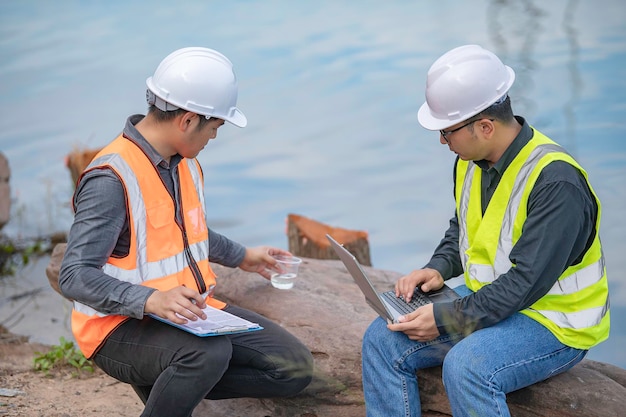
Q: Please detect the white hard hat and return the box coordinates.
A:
[146,47,247,128]
[417,45,515,131]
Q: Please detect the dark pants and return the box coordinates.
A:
[92,305,314,417]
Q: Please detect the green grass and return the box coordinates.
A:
[33,337,94,376]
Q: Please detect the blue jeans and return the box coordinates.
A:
[361,285,587,417]
[93,305,313,417]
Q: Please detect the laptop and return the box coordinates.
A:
[326,234,460,324]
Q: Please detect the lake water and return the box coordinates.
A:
[1,1,625,369]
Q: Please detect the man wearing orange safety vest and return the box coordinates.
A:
[59,47,313,417]
[361,45,609,417]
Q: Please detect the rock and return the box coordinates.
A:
[46,243,71,300]
[45,245,626,416]
[0,152,10,229]
[0,388,26,397]
[418,360,626,417]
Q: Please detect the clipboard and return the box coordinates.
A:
[148,305,263,337]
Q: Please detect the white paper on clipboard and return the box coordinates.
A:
[148,305,263,337]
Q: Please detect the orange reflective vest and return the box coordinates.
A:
[71,135,226,358]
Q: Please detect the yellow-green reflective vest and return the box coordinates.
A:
[455,129,609,350]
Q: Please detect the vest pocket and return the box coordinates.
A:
[146,199,175,229]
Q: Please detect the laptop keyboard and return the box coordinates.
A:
[381,290,431,315]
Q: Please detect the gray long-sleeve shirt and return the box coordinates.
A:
[429,117,598,336]
[59,115,246,319]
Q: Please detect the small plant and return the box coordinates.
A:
[33,337,94,376]
[0,238,18,276]
[0,235,47,277]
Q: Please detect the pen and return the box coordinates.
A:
[214,326,252,333]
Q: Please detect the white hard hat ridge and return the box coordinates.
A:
[146,47,247,128]
[417,44,515,131]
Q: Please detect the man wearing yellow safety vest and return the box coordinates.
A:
[59,47,313,417]
[361,45,610,417]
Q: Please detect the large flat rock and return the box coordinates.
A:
[45,246,626,416]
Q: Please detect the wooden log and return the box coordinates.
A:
[286,213,371,266]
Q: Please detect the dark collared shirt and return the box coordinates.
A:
[59,115,246,318]
[427,117,598,335]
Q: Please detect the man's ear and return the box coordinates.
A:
[478,118,495,139]
[177,112,197,132]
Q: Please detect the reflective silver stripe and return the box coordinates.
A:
[88,154,149,271]
[458,162,476,271]
[101,240,209,283]
[468,263,496,283]
[470,256,605,296]
[185,158,211,253]
[74,301,107,317]
[547,256,605,296]
[532,299,609,329]
[185,159,208,230]
[494,144,565,277]
[75,154,150,318]
[75,253,207,316]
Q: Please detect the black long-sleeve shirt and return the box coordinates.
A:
[428,117,598,335]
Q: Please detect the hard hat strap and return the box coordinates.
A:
[146,90,180,112]
[493,93,508,106]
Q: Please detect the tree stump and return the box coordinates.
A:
[65,147,102,187]
[286,213,371,266]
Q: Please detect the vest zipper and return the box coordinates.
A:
[182,228,207,294]
[152,153,208,295]
[173,168,206,294]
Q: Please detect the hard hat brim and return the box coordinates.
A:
[417,101,451,131]
[224,109,247,128]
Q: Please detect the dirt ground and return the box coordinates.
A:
[0,327,143,417]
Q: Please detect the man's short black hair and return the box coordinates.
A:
[148,105,218,131]
[473,95,515,125]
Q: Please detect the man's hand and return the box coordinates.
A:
[387,303,440,341]
[144,286,207,324]
[238,246,292,280]
[395,267,444,302]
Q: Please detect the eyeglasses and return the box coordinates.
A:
[440,118,494,143]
